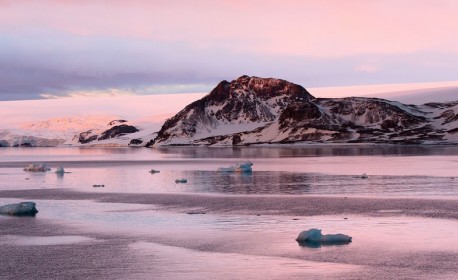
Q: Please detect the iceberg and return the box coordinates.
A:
[217,161,253,173]
[0,202,38,216]
[296,228,352,247]
[55,166,70,174]
[23,163,51,172]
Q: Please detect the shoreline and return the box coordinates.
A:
[1,188,456,220]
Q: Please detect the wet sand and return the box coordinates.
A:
[1,188,457,219]
[1,189,457,279]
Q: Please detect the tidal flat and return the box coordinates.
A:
[0,146,457,279]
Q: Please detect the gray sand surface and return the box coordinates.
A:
[1,188,456,219]
[1,189,457,279]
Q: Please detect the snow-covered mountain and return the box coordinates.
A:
[0,115,148,147]
[1,76,457,147]
[151,76,458,146]
[0,94,202,147]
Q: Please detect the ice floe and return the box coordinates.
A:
[217,161,253,173]
[296,228,352,247]
[0,201,38,216]
[23,163,50,172]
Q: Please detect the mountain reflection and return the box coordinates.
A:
[157,145,458,158]
[182,171,312,194]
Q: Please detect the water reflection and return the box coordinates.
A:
[184,171,313,194]
[158,145,458,158]
[297,240,352,248]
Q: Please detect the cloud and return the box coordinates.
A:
[1,1,458,100]
[354,63,378,73]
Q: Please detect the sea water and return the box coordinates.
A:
[0,146,457,198]
[0,145,457,279]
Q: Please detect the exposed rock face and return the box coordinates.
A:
[153,76,458,146]
[98,125,139,140]
[78,123,140,144]
[78,130,98,144]
[108,119,127,126]
[128,138,143,146]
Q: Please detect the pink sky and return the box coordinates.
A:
[0,0,457,100]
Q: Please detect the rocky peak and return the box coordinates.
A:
[153,76,316,145]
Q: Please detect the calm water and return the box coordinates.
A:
[1,146,457,279]
[0,146,457,197]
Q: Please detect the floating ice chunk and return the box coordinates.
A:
[23,163,50,172]
[217,161,253,173]
[0,201,38,216]
[175,179,187,183]
[149,169,160,174]
[55,166,70,174]
[296,229,352,247]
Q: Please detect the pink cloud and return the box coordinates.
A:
[1,0,458,57]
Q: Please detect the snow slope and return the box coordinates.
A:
[0,93,204,147]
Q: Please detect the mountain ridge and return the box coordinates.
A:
[1,76,457,147]
[150,76,458,146]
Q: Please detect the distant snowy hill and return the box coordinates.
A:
[0,77,457,147]
[0,94,203,147]
[151,76,458,146]
[367,86,458,105]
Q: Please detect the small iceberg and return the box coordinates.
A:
[217,161,253,173]
[23,163,50,172]
[55,166,70,174]
[296,228,352,247]
[175,179,187,183]
[149,169,160,174]
[0,202,38,216]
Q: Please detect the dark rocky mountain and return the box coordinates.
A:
[78,124,139,144]
[150,75,458,146]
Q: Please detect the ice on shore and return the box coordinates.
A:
[23,163,50,172]
[296,229,352,247]
[217,161,253,173]
[0,201,38,216]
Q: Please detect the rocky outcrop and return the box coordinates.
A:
[108,119,127,126]
[152,76,458,146]
[77,123,139,144]
[128,138,143,146]
[98,125,139,140]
